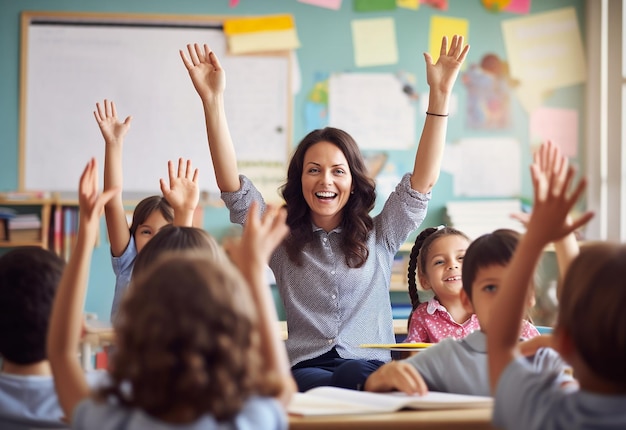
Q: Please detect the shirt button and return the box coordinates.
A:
[331,294,336,299]
[328,339,334,344]
[331,270,335,275]
[323,237,327,242]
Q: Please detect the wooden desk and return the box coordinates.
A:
[289,408,495,430]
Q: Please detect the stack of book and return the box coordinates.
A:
[444,199,525,241]
[7,213,42,241]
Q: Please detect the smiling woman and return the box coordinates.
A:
[180,35,470,392]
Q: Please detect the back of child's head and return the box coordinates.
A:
[557,242,626,386]
[407,226,470,309]
[131,225,224,278]
[102,251,280,421]
[129,195,174,237]
[461,229,520,301]
[0,247,65,364]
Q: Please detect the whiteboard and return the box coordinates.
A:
[21,13,290,201]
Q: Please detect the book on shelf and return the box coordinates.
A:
[0,190,51,200]
[287,386,493,416]
[8,228,41,242]
[445,199,524,240]
[8,213,41,230]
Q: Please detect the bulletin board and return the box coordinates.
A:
[19,11,291,201]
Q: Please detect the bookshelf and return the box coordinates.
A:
[0,197,53,249]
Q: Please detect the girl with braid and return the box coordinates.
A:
[405,226,477,343]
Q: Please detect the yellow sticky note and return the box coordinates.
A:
[429,15,469,63]
[223,14,295,35]
[397,0,420,10]
[351,17,398,67]
[227,29,300,54]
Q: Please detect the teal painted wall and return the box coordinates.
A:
[0,0,585,322]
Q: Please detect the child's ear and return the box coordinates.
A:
[418,272,431,291]
[552,326,574,359]
[460,289,474,314]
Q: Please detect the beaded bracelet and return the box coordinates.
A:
[426,112,449,117]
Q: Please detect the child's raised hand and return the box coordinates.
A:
[160,158,199,215]
[180,43,225,101]
[525,142,593,245]
[79,158,120,235]
[224,201,289,277]
[93,99,132,145]
[424,35,470,94]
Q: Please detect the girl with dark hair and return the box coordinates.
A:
[94,100,200,321]
[405,226,475,343]
[181,35,469,391]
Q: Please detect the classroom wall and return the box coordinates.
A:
[0,0,585,322]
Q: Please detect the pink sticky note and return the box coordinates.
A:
[504,0,531,14]
[298,0,342,10]
[529,107,578,157]
[229,0,240,7]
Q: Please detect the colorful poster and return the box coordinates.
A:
[462,53,517,129]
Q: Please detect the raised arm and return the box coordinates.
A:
[223,201,296,407]
[411,35,469,193]
[180,43,240,192]
[160,158,199,227]
[511,141,581,297]
[94,100,133,256]
[47,158,119,420]
[487,142,593,394]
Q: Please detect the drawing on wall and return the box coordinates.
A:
[304,72,329,132]
[462,53,518,130]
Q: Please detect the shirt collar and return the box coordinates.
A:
[426,297,448,315]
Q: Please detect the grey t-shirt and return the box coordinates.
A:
[406,330,573,396]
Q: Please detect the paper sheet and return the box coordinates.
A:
[501,7,586,112]
[429,15,469,63]
[529,107,578,157]
[351,17,399,67]
[329,73,416,150]
[442,137,521,197]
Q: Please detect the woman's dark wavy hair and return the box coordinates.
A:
[98,252,281,422]
[461,229,520,300]
[407,226,470,312]
[129,195,174,237]
[280,127,376,268]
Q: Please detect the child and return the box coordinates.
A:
[0,247,102,429]
[364,143,575,397]
[364,232,572,396]
[181,35,470,391]
[404,226,477,343]
[94,99,200,320]
[47,158,295,428]
[488,144,626,428]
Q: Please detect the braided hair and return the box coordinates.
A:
[407,226,470,311]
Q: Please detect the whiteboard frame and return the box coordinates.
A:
[19,11,292,202]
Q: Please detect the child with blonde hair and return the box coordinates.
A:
[47,158,295,429]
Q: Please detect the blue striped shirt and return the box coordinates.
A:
[222,173,429,366]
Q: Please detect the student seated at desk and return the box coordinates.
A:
[47,159,295,429]
[488,143,626,429]
[0,247,104,430]
[364,145,576,397]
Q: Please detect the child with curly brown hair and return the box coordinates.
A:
[47,158,295,429]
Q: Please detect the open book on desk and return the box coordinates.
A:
[288,386,493,416]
